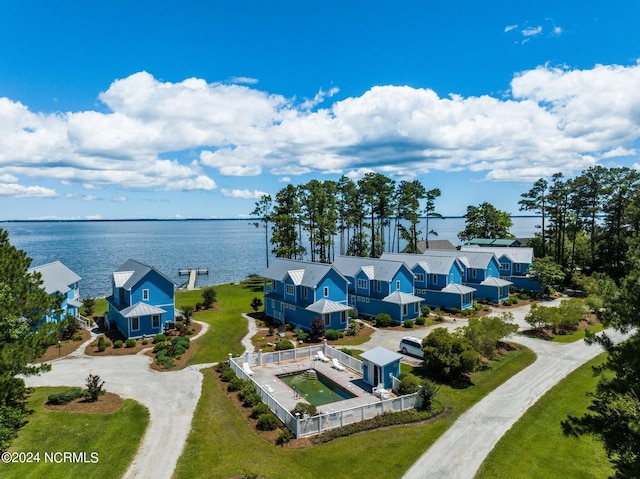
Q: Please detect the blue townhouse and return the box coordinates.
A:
[381,253,476,311]
[332,256,422,324]
[460,246,541,292]
[106,259,176,339]
[264,259,353,332]
[28,261,82,323]
[425,249,512,302]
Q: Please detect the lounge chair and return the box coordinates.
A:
[317,351,330,363]
[264,384,275,393]
[242,362,254,376]
[332,358,346,371]
[373,383,390,399]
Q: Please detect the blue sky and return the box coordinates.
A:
[1,1,639,220]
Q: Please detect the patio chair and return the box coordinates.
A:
[317,351,330,363]
[242,362,254,376]
[332,358,346,371]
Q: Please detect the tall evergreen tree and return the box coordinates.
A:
[395,180,426,253]
[251,194,273,268]
[424,188,443,249]
[270,184,305,259]
[358,172,395,257]
[519,178,548,256]
[458,202,513,242]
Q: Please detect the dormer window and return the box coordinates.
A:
[142,289,149,301]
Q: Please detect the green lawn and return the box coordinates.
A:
[475,353,613,479]
[176,279,261,364]
[0,388,149,479]
[173,344,536,479]
[552,323,605,343]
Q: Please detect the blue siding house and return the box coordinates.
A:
[264,259,352,332]
[361,347,403,390]
[332,256,422,324]
[106,259,176,339]
[28,261,82,323]
[381,253,475,311]
[460,246,541,292]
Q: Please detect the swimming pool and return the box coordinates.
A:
[277,369,357,406]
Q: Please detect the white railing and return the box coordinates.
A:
[229,345,419,438]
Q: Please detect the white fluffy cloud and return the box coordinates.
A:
[1,62,640,198]
[221,188,268,199]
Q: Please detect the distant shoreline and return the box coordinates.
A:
[0,215,541,223]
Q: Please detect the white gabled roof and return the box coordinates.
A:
[120,302,167,318]
[288,269,305,285]
[461,246,534,264]
[480,277,513,287]
[441,283,476,294]
[305,299,351,314]
[113,271,134,288]
[28,261,81,295]
[382,291,423,305]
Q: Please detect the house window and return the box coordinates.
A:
[142,289,149,301]
[358,279,368,289]
[131,317,140,331]
[323,314,330,325]
[271,280,276,290]
[152,315,160,328]
[414,303,419,313]
[471,269,477,278]
[449,273,454,283]
[323,286,329,297]
[432,274,437,284]
[376,281,381,292]
[303,287,308,299]
[415,273,424,282]
[516,264,521,272]
[286,284,295,295]
[403,304,408,315]
[341,311,347,323]
[396,280,401,291]
[500,263,509,270]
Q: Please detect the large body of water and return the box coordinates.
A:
[2,217,540,298]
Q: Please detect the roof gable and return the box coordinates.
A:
[113,259,175,290]
[28,261,81,295]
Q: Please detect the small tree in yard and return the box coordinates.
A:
[83,297,95,316]
[250,297,263,312]
[57,314,79,341]
[84,374,105,402]
[419,379,440,412]
[422,328,481,380]
[181,305,195,326]
[202,286,217,309]
[310,317,325,342]
[462,313,519,359]
[528,256,565,296]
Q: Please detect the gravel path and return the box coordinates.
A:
[24,321,212,479]
[402,322,627,479]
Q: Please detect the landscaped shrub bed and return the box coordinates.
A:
[311,405,446,444]
[46,387,83,405]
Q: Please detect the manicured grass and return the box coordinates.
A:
[173,345,536,479]
[552,323,605,343]
[0,388,149,479]
[80,297,108,317]
[176,279,261,365]
[475,354,613,479]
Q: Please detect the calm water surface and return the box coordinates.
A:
[2,217,540,298]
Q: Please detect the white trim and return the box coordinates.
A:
[142,289,149,301]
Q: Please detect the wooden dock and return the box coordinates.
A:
[178,268,209,290]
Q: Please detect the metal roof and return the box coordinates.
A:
[380,253,458,275]
[305,299,352,314]
[461,246,534,264]
[28,261,81,295]
[480,277,513,287]
[113,259,176,290]
[361,346,403,365]
[441,283,477,294]
[382,291,423,305]
[421,249,497,269]
[265,259,349,288]
[119,302,167,318]
[332,256,410,282]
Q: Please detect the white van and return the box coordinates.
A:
[399,336,424,358]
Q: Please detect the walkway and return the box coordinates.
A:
[402,328,628,479]
[24,321,212,479]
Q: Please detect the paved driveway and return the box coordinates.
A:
[24,322,213,479]
[402,324,627,479]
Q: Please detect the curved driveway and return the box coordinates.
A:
[24,322,213,479]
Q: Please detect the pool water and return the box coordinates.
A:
[278,369,357,406]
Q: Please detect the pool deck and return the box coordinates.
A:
[249,357,391,414]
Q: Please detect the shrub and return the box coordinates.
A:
[97,336,106,352]
[473,302,483,311]
[220,368,236,382]
[47,387,82,405]
[113,339,123,349]
[83,374,105,402]
[346,321,360,336]
[153,342,167,353]
[509,295,519,304]
[82,297,96,316]
[339,347,354,356]
[175,321,184,330]
[297,332,309,342]
[141,339,149,345]
[415,317,426,326]
[434,309,445,322]
[153,334,167,344]
[421,305,431,317]
[202,286,217,309]
[250,402,270,419]
[422,327,481,380]
[403,319,415,328]
[276,428,295,445]
[348,309,358,319]
[125,338,136,348]
[73,334,83,341]
[325,329,343,341]
[374,313,392,328]
[215,360,231,373]
[57,314,79,341]
[293,328,303,337]
[227,377,244,392]
[502,299,512,306]
[172,336,190,349]
[449,307,461,315]
[238,382,257,401]
[242,392,262,408]
[461,309,473,317]
[292,402,318,417]
[275,339,295,351]
[419,379,440,412]
[256,413,279,431]
[181,305,195,326]
[518,293,530,301]
[310,317,325,341]
[398,374,420,395]
[250,297,263,312]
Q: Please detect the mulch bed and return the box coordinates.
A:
[37,328,92,363]
[44,392,124,414]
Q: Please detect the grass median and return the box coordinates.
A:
[173,344,536,479]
